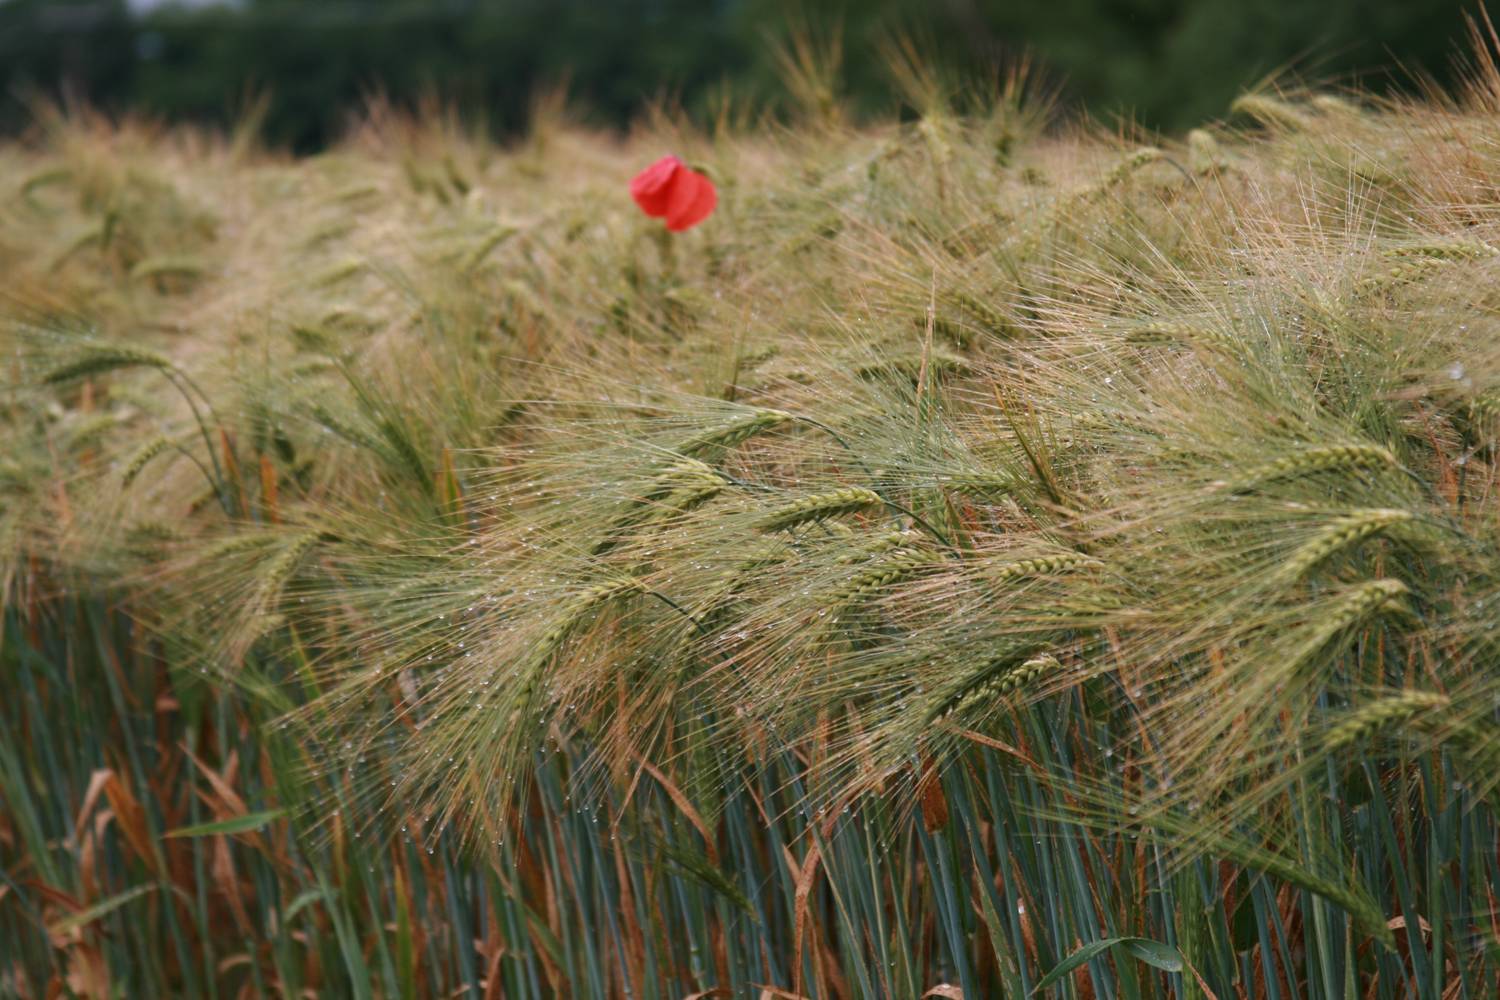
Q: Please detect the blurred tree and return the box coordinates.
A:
[0,0,1482,149]
[0,1,137,121]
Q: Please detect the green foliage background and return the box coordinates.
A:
[0,0,1482,149]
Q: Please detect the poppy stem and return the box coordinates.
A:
[652,225,676,281]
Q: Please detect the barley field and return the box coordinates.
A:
[2,42,1500,1000]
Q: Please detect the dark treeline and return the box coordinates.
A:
[0,0,1482,150]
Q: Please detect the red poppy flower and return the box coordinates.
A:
[630,155,717,232]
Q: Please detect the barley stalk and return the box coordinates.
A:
[121,435,174,487]
[1121,321,1236,350]
[1231,93,1314,131]
[251,531,322,609]
[825,549,943,606]
[43,343,176,384]
[1276,509,1414,584]
[592,458,727,555]
[938,472,1019,501]
[506,576,647,722]
[1311,94,1363,116]
[855,350,972,381]
[928,652,1061,722]
[463,224,519,272]
[834,529,917,564]
[644,458,728,511]
[982,550,1098,583]
[1285,579,1410,670]
[756,487,883,532]
[1192,826,1391,945]
[67,413,118,449]
[1323,691,1449,750]
[1186,128,1222,173]
[676,409,791,458]
[1064,147,1165,210]
[307,403,382,451]
[124,519,187,544]
[197,532,284,561]
[1357,255,1453,292]
[1228,445,1397,492]
[1385,240,1498,261]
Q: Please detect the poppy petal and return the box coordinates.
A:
[630,156,681,217]
[665,170,717,232]
[660,167,702,227]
